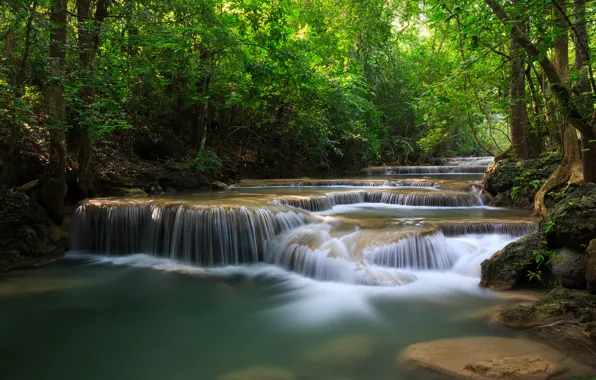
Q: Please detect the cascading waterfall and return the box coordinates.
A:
[439,222,538,237]
[71,200,308,265]
[232,179,438,188]
[364,233,459,270]
[273,190,485,211]
[366,166,489,175]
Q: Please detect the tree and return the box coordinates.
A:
[509,0,528,159]
[40,0,67,224]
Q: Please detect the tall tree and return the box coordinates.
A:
[40,0,67,224]
[509,0,528,159]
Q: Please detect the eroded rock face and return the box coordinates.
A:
[587,239,596,295]
[399,336,590,379]
[0,189,64,272]
[543,183,596,250]
[480,233,546,290]
[550,247,586,289]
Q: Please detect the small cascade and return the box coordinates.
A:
[363,191,483,207]
[71,200,308,265]
[443,156,494,167]
[439,222,538,237]
[274,190,485,211]
[233,179,439,188]
[364,233,459,270]
[265,225,417,286]
[382,166,488,174]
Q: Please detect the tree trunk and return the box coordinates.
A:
[533,0,583,216]
[76,0,95,198]
[509,0,529,159]
[40,0,67,224]
[574,0,596,183]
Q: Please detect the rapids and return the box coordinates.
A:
[1,157,543,380]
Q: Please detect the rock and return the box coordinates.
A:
[496,287,596,328]
[484,154,560,208]
[480,233,547,290]
[550,247,586,289]
[399,336,589,379]
[146,181,165,196]
[0,189,64,272]
[218,366,295,380]
[107,187,148,198]
[212,181,230,191]
[587,239,596,294]
[305,333,375,365]
[543,183,596,250]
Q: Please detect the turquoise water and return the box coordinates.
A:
[0,257,514,380]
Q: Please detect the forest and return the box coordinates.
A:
[1,0,593,220]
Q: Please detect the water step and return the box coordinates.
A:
[273,190,485,211]
[232,179,438,188]
[365,166,489,175]
[71,200,308,265]
[437,221,538,237]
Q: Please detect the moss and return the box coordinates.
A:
[499,287,596,328]
[484,152,560,208]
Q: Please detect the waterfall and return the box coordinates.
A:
[71,200,308,265]
[439,222,538,237]
[273,190,485,211]
[366,166,489,175]
[364,233,459,270]
[232,179,438,188]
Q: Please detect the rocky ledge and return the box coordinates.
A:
[0,189,64,272]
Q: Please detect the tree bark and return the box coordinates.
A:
[509,0,529,159]
[40,0,67,224]
[76,0,95,198]
[533,0,583,216]
[574,0,596,183]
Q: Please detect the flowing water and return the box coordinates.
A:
[0,157,540,380]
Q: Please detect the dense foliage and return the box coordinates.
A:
[1,0,595,193]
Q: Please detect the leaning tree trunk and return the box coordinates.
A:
[574,0,596,183]
[509,0,529,159]
[40,0,68,224]
[533,0,583,216]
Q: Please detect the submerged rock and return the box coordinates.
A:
[399,336,589,379]
[218,366,295,380]
[587,239,596,294]
[550,247,586,289]
[305,333,375,365]
[212,181,230,191]
[543,183,596,250]
[480,233,547,290]
[0,189,64,272]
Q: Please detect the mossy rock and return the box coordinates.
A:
[498,287,596,328]
[543,183,596,250]
[0,189,64,272]
[480,233,547,290]
[587,239,596,295]
[483,153,560,208]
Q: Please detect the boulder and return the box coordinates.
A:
[480,233,547,290]
[212,181,230,191]
[146,181,165,196]
[550,247,586,289]
[398,336,590,379]
[543,183,596,250]
[0,189,64,272]
[106,187,148,198]
[496,287,596,328]
[587,239,596,295]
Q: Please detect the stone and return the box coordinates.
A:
[218,366,295,380]
[543,183,596,250]
[107,187,148,198]
[212,181,230,191]
[550,247,586,289]
[587,239,596,295]
[399,336,589,379]
[146,181,165,195]
[305,333,375,365]
[480,233,547,290]
[0,189,64,272]
[496,287,596,328]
